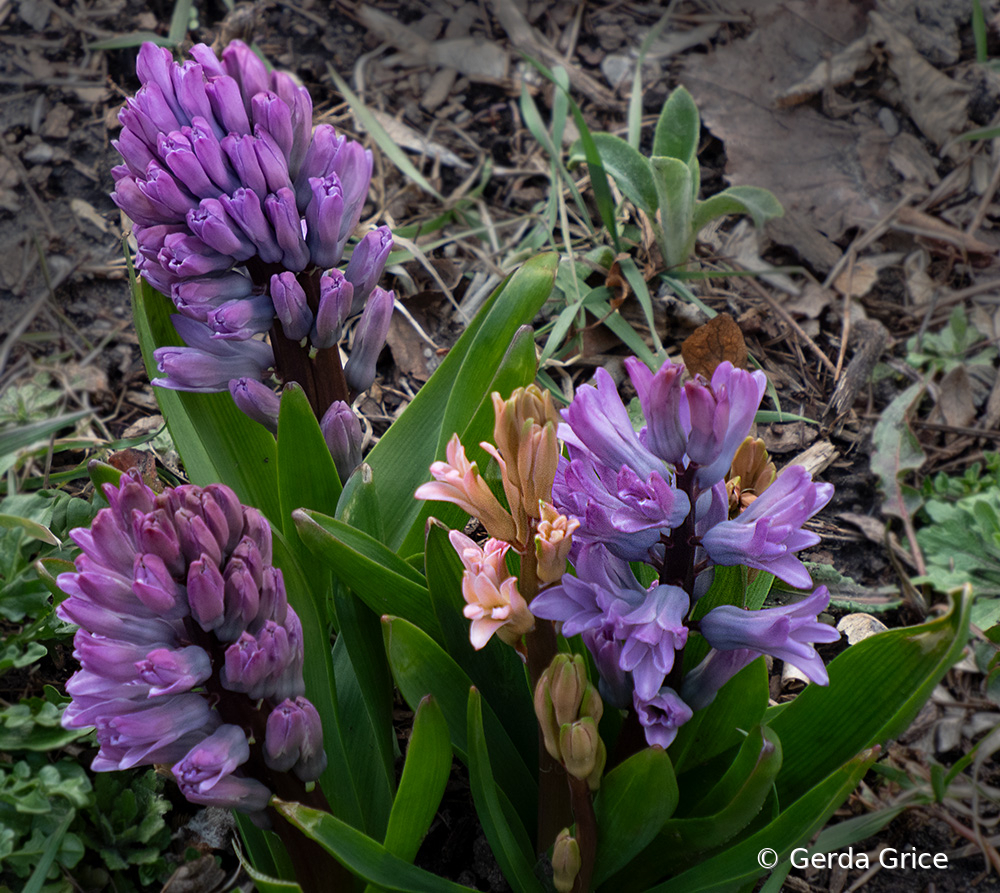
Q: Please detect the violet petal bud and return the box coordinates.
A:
[252,92,294,162]
[133,552,187,617]
[633,688,693,749]
[187,554,226,631]
[172,272,254,321]
[319,401,363,481]
[221,40,269,112]
[202,483,246,555]
[136,645,212,696]
[311,269,353,349]
[230,378,281,433]
[158,131,219,199]
[172,724,249,791]
[172,61,218,135]
[159,232,234,279]
[219,561,260,641]
[176,508,224,567]
[270,272,313,342]
[344,287,393,394]
[240,507,273,566]
[330,140,374,240]
[220,189,282,264]
[112,176,169,227]
[207,295,276,340]
[254,127,294,194]
[205,75,251,135]
[344,226,393,314]
[294,124,344,208]
[113,128,156,178]
[187,117,240,193]
[304,174,346,269]
[222,133,268,199]
[187,199,257,261]
[188,43,226,79]
[264,188,309,271]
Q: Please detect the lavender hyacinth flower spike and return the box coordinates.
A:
[58,470,325,821]
[115,41,394,437]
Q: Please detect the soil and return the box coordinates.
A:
[3,1,1000,891]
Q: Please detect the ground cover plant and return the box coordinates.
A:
[3,2,1000,892]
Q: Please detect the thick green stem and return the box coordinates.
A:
[522,540,573,853]
[567,775,597,893]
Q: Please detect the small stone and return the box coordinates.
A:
[878,107,899,137]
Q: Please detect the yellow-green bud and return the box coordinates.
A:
[550,653,588,726]
[552,829,581,893]
[559,717,601,781]
[587,735,607,792]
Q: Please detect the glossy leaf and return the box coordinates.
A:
[648,747,879,893]
[131,274,280,520]
[770,587,972,806]
[592,746,678,885]
[380,696,452,865]
[293,509,441,639]
[275,799,478,892]
[360,254,556,553]
[467,688,541,893]
[383,616,537,831]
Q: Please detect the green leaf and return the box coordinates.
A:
[653,86,700,168]
[276,383,342,537]
[274,799,479,892]
[571,133,658,215]
[651,747,878,893]
[380,696,452,864]
[650,156,695,269]
[361,255,556,553]
[770,587,971,806]
[131,276,280,520]
[691,186,784,235]
[235,845,304,893]
[467,688,541,893]
[870,381,926,523]
[383,616,537,832]
[294,509,440,639]
[0,515,58,547]
[592,747,678,885]
[0,411,90,458]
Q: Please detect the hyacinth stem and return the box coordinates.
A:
[522,540,573,853]
[567,775,597,893]
[246,260,351,419]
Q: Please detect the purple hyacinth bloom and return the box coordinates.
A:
[222,133,269,199]
[265,697,327,781]
[252,92,294,159]
[220,188,283,264]
[159,232,235,279]
[293,123,345,208]
[618,585,690,700]
[270,272,313,342]
[626,357,767,489]
[136,646,213,696]
[187,199,257,261]
[699,586,839,685]
[173,62,218,133]
[207,294,276,340]
[320,400,363,480]
[700,465,833,589]
[158,131,219,199]
[59,471,323,815]
[253,128,294,194]
[312,269,353,349]
[305,174,346,268]
[633,688,693,748]
[172,272,255,322]
[344,286,394,394]
[680,648,759,712]
[331,140,374,240]
[186,117,239,192]
[230,378,281,433]
[264,187,310,271]
[222,40,269,110]
[344,226,393,313]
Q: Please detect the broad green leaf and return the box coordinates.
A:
[770,587,971,806]
[0,515,58,546]
[467,688,541,893]
[361,254,556,553]
[336,463,385,544]
[270,530,364,829]
[690,186,784,236]
[274,798,478,892]
[620,726,781,888]
[276,383,342,537]
[592,747,678,885]
[333,631,394,837]
[650,156,694,269]
[424,521,536,761]
[652,86,700,168]
[669,658,768,776]
[131,276,280,520]
[380,696,452,865]
[651,747,878,893]
[383,616,537,831]
[571,133,658,215]
[294,509,441,640]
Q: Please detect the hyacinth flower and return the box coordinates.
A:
[114,41,394,471]
[58,470,327,827]
[530,356,838,749]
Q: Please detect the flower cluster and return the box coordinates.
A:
[531,358,838,746]
[113,41,393,455]
[58,471,325,820]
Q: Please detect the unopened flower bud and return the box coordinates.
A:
[264,187,309,271]
[559,717,601,781]
[535,502,579,585]
[270,272,313,342]
[344,286,393,394]
[552,829,581,893]
[311,269,353,349]
[344,226,392,313]
[320,400,363,480]
[229,378,280,433]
